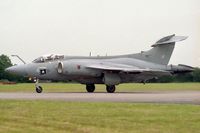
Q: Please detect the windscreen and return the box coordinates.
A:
[32,54,64,63]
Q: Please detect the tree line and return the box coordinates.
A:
[0,54,200,83]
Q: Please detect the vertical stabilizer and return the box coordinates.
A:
[131,34,187,65]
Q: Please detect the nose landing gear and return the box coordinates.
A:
[35,79,43,93]
[36,86,43,93]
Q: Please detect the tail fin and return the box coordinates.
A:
[131,34,187,65]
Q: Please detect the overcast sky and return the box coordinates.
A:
[0,0,200,67]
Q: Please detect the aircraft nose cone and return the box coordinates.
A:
[5,65,27,76]
[5,67,12,73]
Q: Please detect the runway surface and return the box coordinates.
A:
[0,91,200,104]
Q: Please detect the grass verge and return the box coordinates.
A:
[0,100,200,133]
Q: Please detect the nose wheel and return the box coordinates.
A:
[36,86,43,93]
[35,79,43,93]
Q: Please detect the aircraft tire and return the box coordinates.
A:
[106,85,115,93]
[86,84,95,92]
[36,86,43,93]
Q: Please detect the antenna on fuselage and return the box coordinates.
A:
[89,52,92,57]
[11,55,26,64]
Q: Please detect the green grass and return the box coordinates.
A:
[0,83,200,92]
[0,83,200,132]
[0,100,199,133]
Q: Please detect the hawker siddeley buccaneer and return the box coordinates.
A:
[6,34,194,93]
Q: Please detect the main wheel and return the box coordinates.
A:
[86,84,95,93]
[106,85,116,93]
[36,86,43,93]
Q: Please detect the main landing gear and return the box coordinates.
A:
[86,84,95,92]
[35,79,43,93]
[85,84,116,93]
[106,85,116,93]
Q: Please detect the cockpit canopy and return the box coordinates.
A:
[32,54,64,63]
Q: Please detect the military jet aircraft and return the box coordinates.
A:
[5,34,194,93]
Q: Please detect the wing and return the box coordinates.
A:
[86,62,171,76]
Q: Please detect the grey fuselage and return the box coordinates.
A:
[7,55,175,84]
